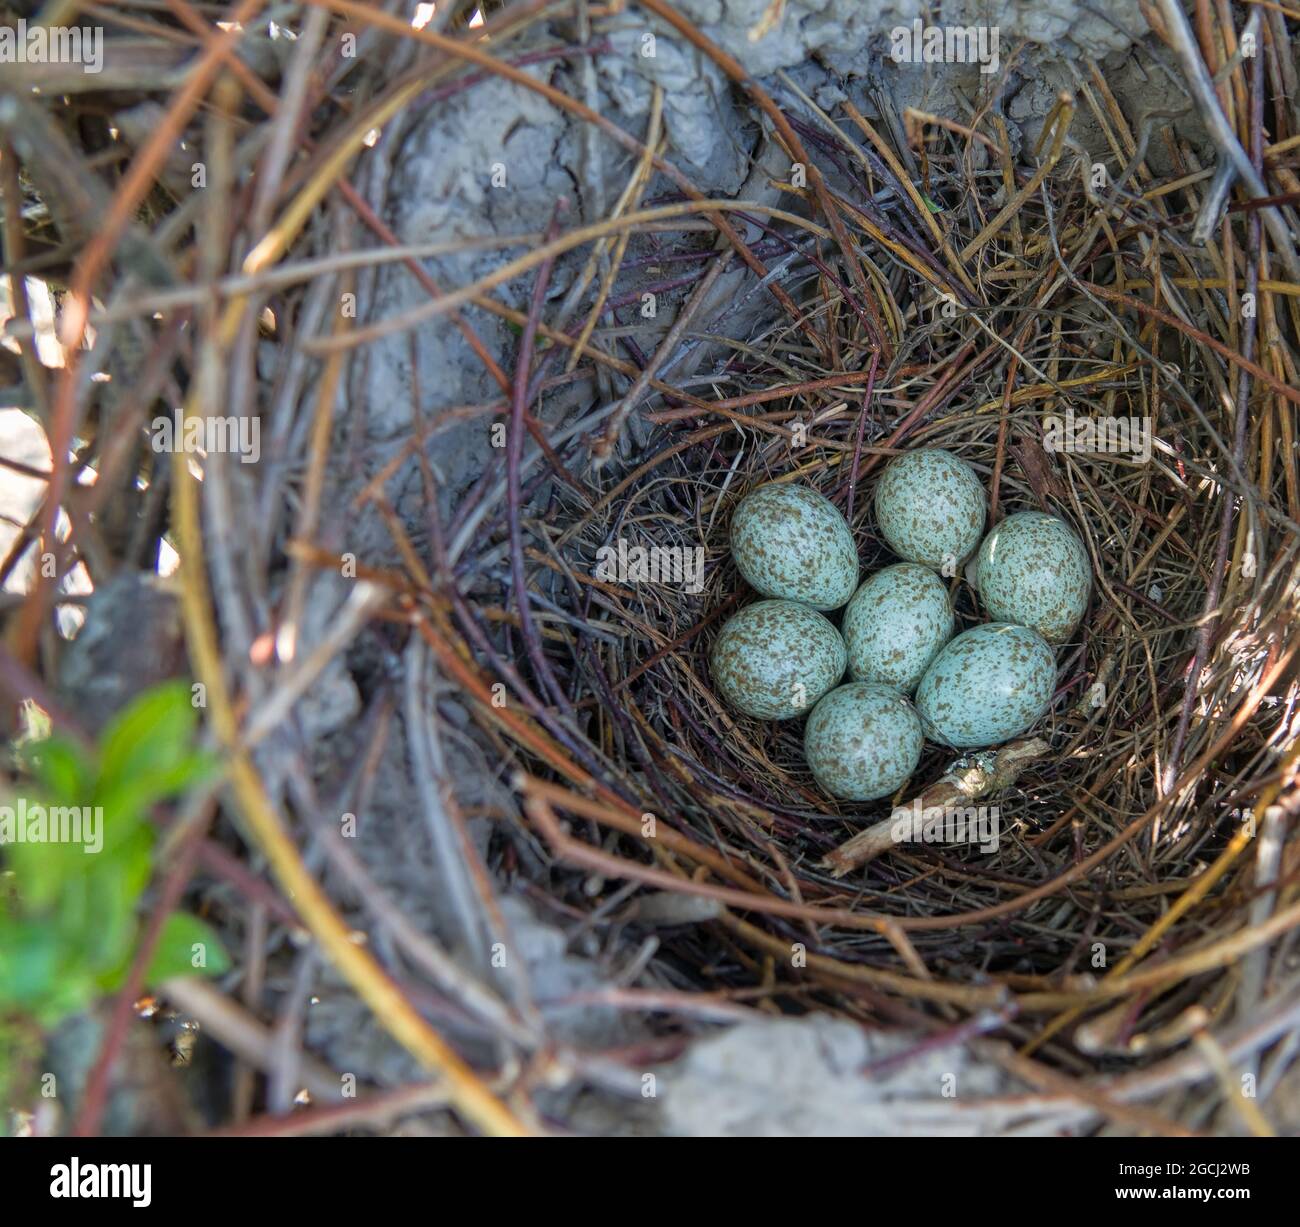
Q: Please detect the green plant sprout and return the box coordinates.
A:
[1,681,229,1119]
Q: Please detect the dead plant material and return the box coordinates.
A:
[5,0,1300,1137]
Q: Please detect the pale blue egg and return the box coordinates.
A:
[711,599,846,720]
[874,448,986,571]
[915,623,1056,748]
[731,482,858,610]
[842,563,954,693]
[804,682,923,801]
[975,511,1091,643]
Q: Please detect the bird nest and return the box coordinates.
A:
[6,0,1300,1138]
[418,11,1300,1129]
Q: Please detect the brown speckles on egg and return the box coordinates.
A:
[915,622,1056,748]
[731,482,858,610]
[710,599,846,720]
[804,682,923,801]
[874,449,986,570]
[975,511,1091,643]
[842,563,954,693]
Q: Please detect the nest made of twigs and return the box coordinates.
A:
[10,0,1300,1137]
[441,36,1300,1094]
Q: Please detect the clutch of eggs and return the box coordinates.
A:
[710,461,1087,801]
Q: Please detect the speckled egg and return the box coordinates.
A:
[842,564,954,693]
[804,682,923,801]
[874,448,987,571]
[730,482,858,610]
[975,510,1091,643]
[710,599,846,720]
[915,623,1056,749]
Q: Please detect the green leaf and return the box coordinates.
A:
[20,735,90,802]
[0,917,94,1020]
[0,917,58,1007]
[94,751,218,854]
[2,810,86,908]
[79,835,152,975]
[97,680,199,794]
[1,681,220,1031]
[145,912,230,985]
